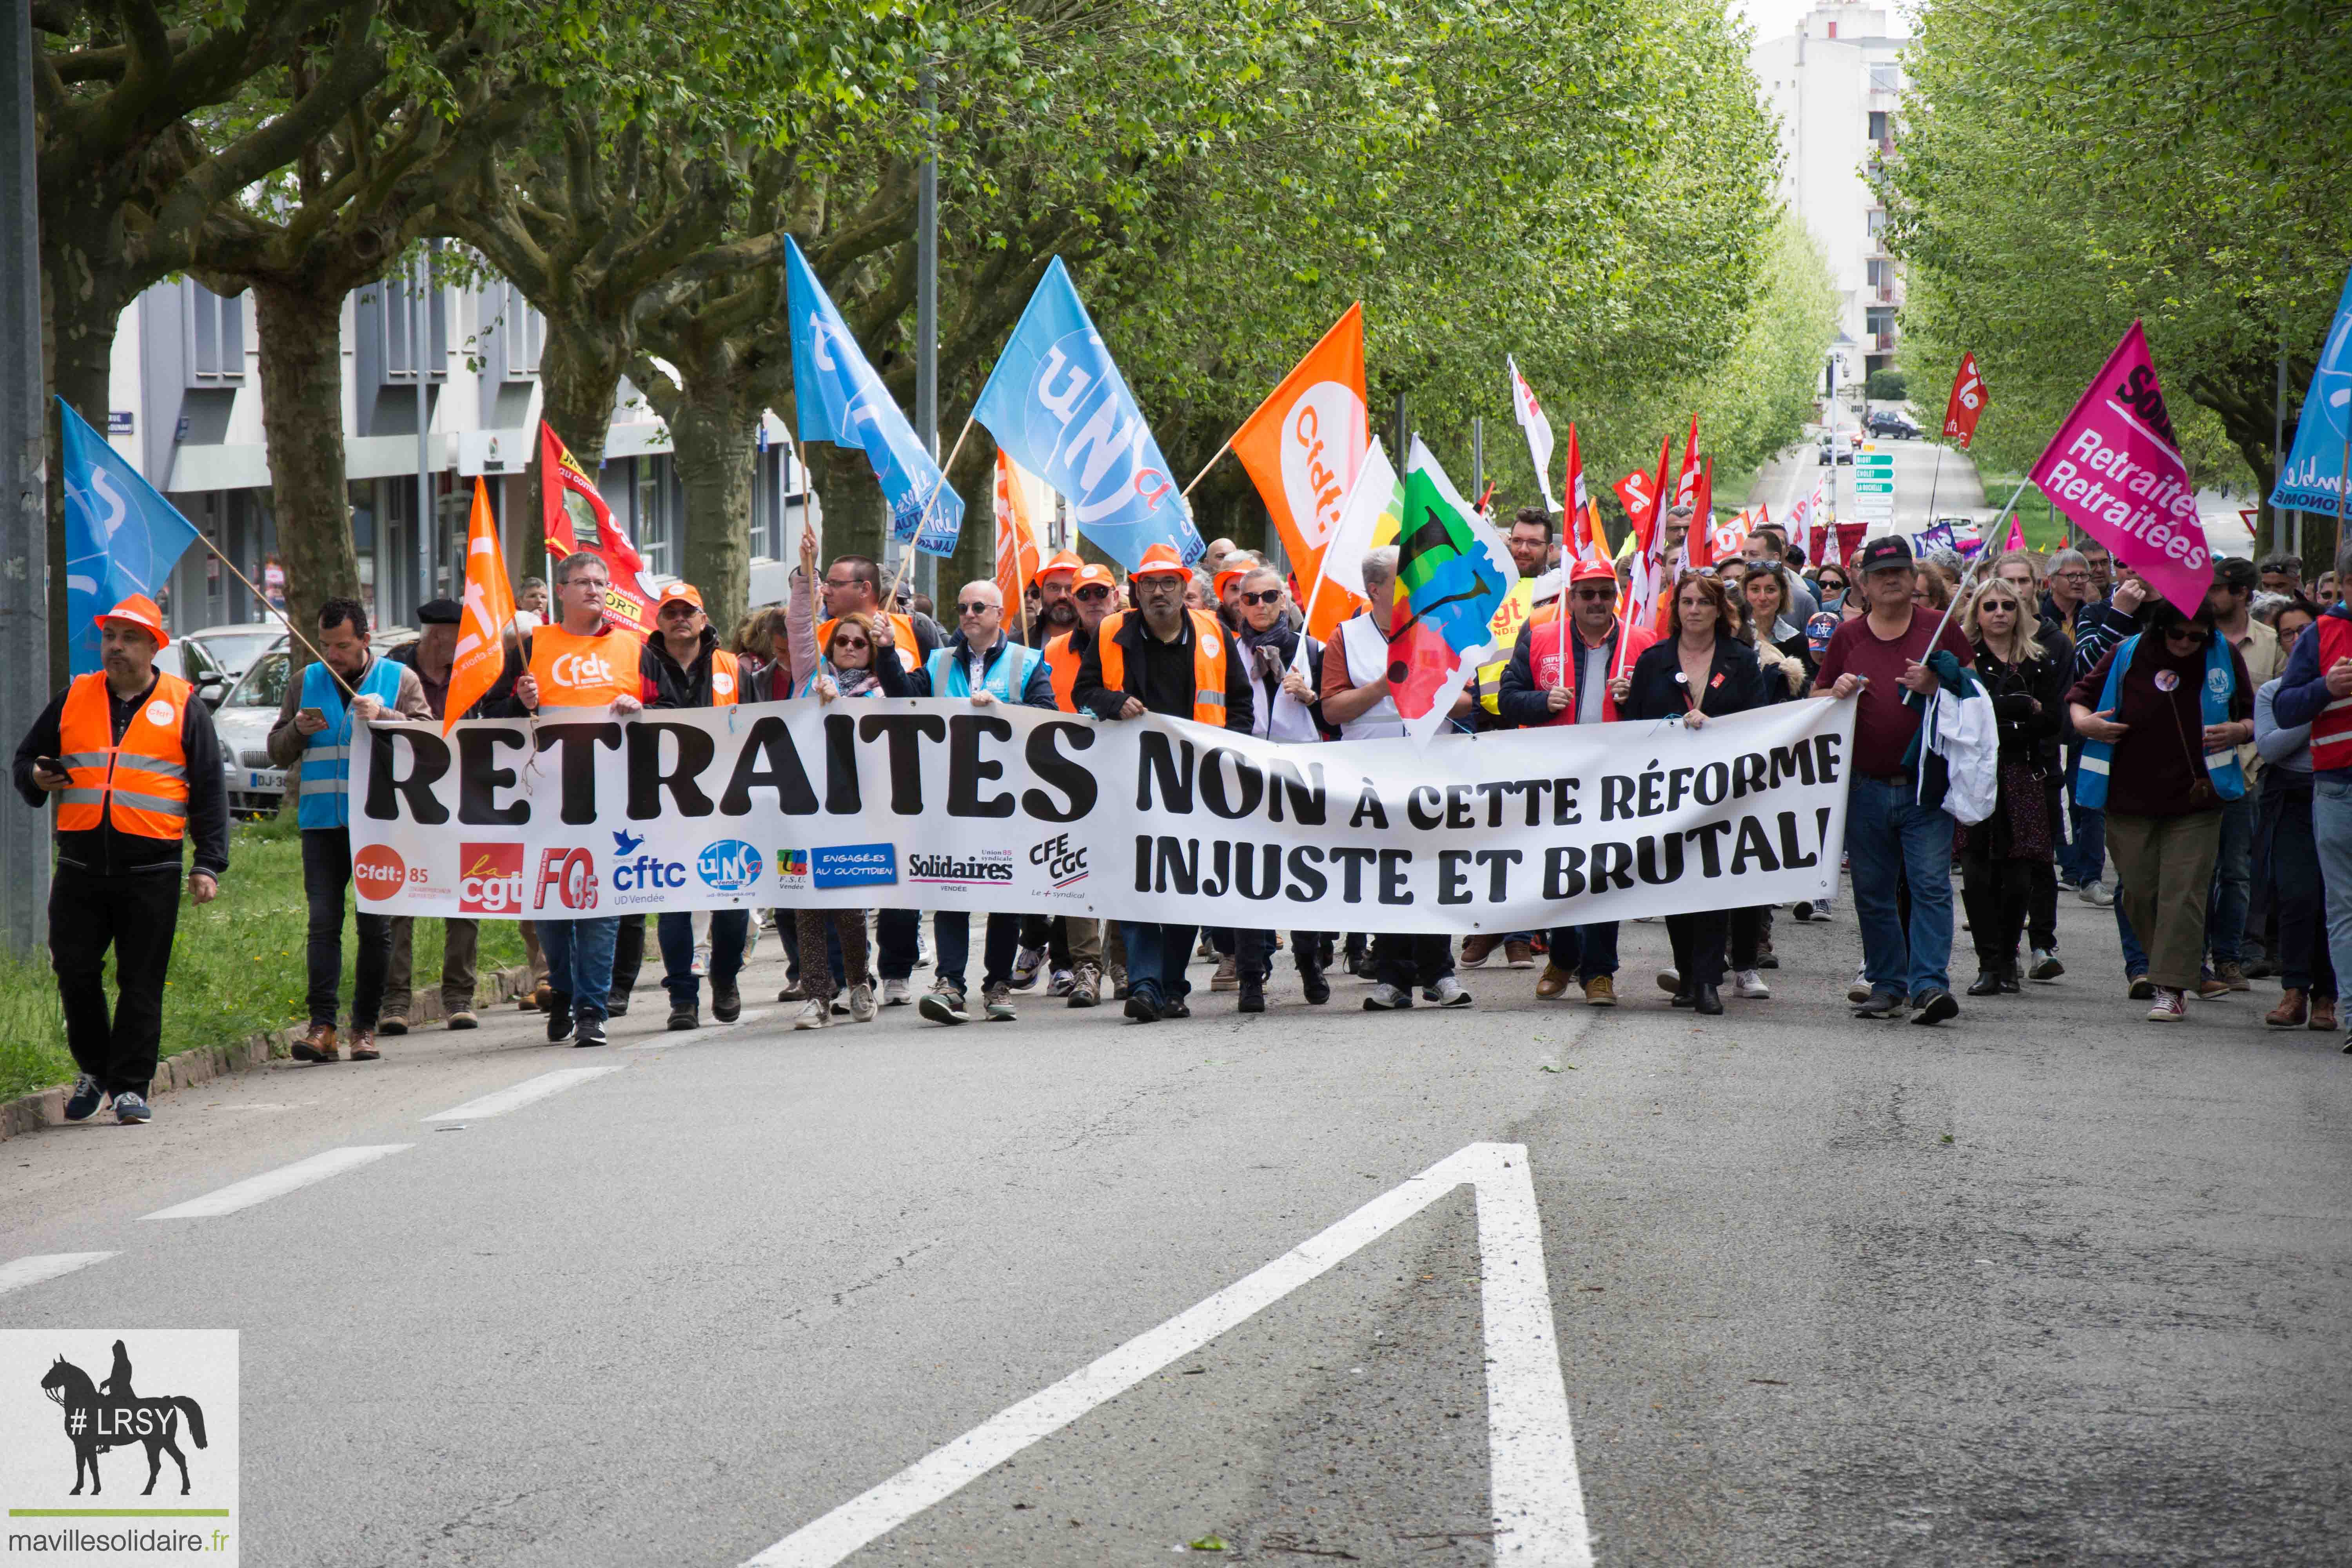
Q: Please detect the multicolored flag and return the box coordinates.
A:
[971,256,1202,572]
[1388,437,1515,746]
[446,479,517,733]
[1508,356,1557,515]
[56,397,200,676]
[541,420,657,633]
[2028,320,2209,615]
[1942,352,1988,448]
[1231,305,1367,640]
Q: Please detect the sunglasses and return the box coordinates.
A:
[1572,587,1617,601]
[1075,585,1112,601]
[956,601,995,615]
[1240,589,1284,606]
[831,637,871,652]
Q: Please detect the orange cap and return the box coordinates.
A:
[95,593,169,648]
[1035,549,1083,580]
[1570,560,1620,586]
[657,582,705,611]
[1130,543,1192,580]
[1074,563,1117,591]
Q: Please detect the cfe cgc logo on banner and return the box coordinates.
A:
[0,1329,239,1565]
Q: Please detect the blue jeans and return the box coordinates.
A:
[1847,777,1956,1000]
[935,911,1021,991]
[657,909,747,1005]
[1543,924,1618,977]
[538,916,619,1018]
[1120,922,1198,1004]
[2114,896,2149,978]
[2203,791,2258,964]
[2311,774,2352,1004]
[2063,795,2107,887]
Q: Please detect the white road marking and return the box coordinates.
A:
[746,1141,1590,1568]
[422,1065,623,1122]
[0,1252,116,1298]
[143,1145,413,1220]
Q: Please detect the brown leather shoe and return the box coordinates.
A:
[1459,934,1500,967]
[2217,960,2250,992]
[2267,988,2308,1029]
[2309,996,2338,1032]
[1504,938,1536,969]
[291,1023,339,1063]
[346,1029,380,1062]
[1535,963,1574,1000]
[2195,976,2233,1000]
[1582,974,1618,1007]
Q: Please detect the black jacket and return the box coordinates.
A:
[1622,633,1766,722]
[1073,610,1254,732]
[905,633,1058,709]
[645,626,730,709]
[13,672,231,878]
[1972,639,2069,768]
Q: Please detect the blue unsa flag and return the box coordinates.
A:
[969,256,1203,573]
[58,396,200,675]
[2273,264,2352,517]
[784,235,964,556]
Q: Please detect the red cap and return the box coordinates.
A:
[1130,543,1192,580]
[1570,561,1619,586]
[1074,563,1117,591]
[95,593,169,648]
[657,582,705,612]
[1036,549,1083,581]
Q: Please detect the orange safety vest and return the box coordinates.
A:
[707,648,740,706]
[1096,610,1228,726]
[1042,630,1084,713]
[530,623,641,709]
[55,671,193,840]
[817,611,922,673]
[1523,604,1654,726]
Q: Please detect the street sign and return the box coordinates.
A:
[1855,457,1894,474]
[1855,480,1895,493]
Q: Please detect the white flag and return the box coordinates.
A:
[1508,357,1557,514]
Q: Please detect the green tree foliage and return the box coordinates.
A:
[1865,367,1906,401]
[1880,0,2352,509]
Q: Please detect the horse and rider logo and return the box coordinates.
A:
[37,1339,209,1495]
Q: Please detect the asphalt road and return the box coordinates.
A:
[4,889,2349,1567]
[1749,430,1988,540]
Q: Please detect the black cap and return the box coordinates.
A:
[416,597,463,625]
[1852,535,1914,576]
[2212,555,2256,593]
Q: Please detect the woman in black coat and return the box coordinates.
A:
[1623,572,1767,1014]
[1958,575,2071,995]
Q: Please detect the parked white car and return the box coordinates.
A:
[179,622,291,684]
[208,630,420,816]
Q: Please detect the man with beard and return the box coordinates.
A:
[1022,549,1085,648]
[1028,563,1125,1004]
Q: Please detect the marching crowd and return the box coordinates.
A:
[16,502,2352,1124]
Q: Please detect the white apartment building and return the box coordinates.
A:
[1750,3,1907,407]
[102,265,813,635]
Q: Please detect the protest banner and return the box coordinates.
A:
[346,697,1855,935]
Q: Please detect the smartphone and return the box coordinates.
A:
[33,755,65,779]
[297,706,326,726]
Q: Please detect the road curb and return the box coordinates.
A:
[0,962,537,1143]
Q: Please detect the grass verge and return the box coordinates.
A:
[0,813,528,1102]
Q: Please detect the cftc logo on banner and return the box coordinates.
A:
[0,1329,239,1565]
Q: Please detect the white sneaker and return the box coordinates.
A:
[1363,982,1412,1011]
[691,941,710,977]
[1733,969,1771,999]
[1655,967,1681,994]
[1848,967,1873,1003]
[1427,975,1472,1007]
[848,982,878,1023]
[882,976,913,1007]
[793,997,832,1030]
[2080,880,2115,907]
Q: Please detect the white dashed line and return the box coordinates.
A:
[0,1251,116,1297]
[422,1065,624,1122]
[143,1145,414,1219]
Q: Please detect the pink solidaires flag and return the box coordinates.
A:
[2028,321,2209,615]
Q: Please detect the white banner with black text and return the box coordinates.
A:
[345,698,1856,935]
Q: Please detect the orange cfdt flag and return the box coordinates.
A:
[446,479,519,733]
[1229,303,1367,641]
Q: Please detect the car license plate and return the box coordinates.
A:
[246,769,285,791]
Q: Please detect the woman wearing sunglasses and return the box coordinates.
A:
[1957,577,2070,996]
[1622,572,1768,1014]
[2068,596,2254,1022]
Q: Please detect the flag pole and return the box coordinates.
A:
[1923,475,2030,653]
[889,410,980,607]
[1181,435,1234,498]
[185,532,360,699]
[2335,422,2349,572]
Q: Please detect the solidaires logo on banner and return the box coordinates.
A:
[1,1330,239,1565]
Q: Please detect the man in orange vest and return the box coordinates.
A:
[511,552,656,1047]
[642,581,748,1031]
[1022,548,1085,649]
[13,595,230,1124]
[1073,543,1253,1023]
[1018,561,1122,1004]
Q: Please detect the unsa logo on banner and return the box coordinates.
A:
[697,839,764,893]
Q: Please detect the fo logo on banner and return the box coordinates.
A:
[534,848,599,911]
[457,843,525,915]
[0,1329,240,1564]
[352,844,407,902]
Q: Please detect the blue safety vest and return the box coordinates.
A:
[2076,632,2245,809]
[297,655,405,829]
[925,641,1041,703]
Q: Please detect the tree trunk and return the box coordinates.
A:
[671,386,755,633]
[252,281,364,676]
[532,318,629,573]
[44,284,121,685]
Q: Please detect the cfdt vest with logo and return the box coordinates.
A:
[298,656,404,829]
[531,625,640,710]
[55,671,192,840]
[1097,610,1228,726]
[707,650,740,706]
[925,641,1043,702]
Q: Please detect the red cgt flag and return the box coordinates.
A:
[1943,352,1988,448]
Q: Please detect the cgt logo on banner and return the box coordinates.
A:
[457,843,525,915]
[348,698,1857,933]
[1,1329,240,1564]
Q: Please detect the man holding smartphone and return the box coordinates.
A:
[11,595,230,1124]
